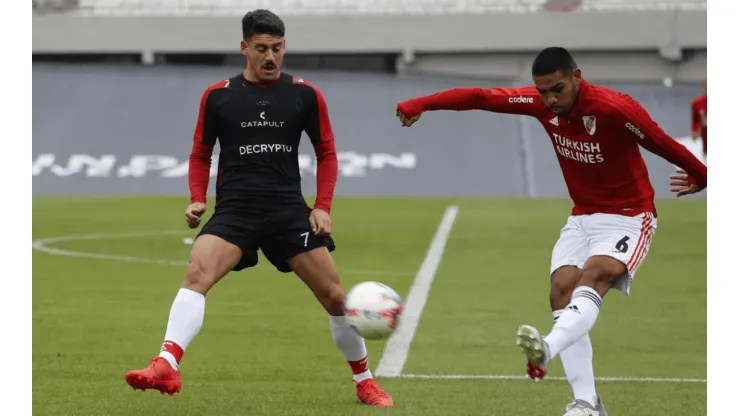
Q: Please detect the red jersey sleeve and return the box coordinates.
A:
[612,95,707,188]
[299,79,338,214]
[188,80,228,204]
[397,86,544,118]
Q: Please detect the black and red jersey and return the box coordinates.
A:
[188,72,338,213]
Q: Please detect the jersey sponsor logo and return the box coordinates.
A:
[32,152,417,179]
[239,144,293,155]
[549,116,559,126]
[241,120,284,128]
[241,110,284,128]
[508,96,534,104]
[625,122,646,140]
[552,133,605,164]
[582,115,597,135]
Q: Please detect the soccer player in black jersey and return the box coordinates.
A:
[125,9,394,407]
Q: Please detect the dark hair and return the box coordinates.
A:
[242,9,285,40]
[531,47,577,77]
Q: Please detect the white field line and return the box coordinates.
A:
[397,373,706,383]
[375,205,460,377]
[32,231,189,266]
[31,231,414,276]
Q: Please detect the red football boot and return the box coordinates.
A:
[355,378,394,407]
[526,361,548,381]
[125,357,182,395]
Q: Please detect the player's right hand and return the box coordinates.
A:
[396,101,423,127]
[185,202,207,229]
[397,111,421,127]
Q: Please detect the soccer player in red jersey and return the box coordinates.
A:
[124,9,393,407]
[396,47,706,415]
[691,79,707,160]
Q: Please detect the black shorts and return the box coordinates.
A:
[197,206,335,273]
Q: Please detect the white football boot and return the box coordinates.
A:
[516,325,551,380]
[563,396,608,416]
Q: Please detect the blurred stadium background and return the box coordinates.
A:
[32,0,707,198]
[32,1,707,415]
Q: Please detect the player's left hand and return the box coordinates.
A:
[310,209,332,236]
[670,168,705,197]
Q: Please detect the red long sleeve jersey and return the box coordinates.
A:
[691,93,707,154]
[188,73,338,213]
[399,80,707,216]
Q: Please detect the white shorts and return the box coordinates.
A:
[550,212,658,296]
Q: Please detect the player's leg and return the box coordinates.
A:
[157,234,243,368]
[546,213,657,358]
[260,207,392,406]
[126,214,258,394]
[287,248,367,370]
[521,216,590,380]
[519,213,657,379]
[537,218,600,409]
[286,247,393,407]
[551,266,600,410]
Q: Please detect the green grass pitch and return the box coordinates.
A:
[32,196,706,415]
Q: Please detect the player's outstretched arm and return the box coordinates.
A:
[186,81,224,228]
[614,96,707,196]
[301,79,338,236]
[396,86,542,127]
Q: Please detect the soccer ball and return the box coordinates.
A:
[345,281,404,340]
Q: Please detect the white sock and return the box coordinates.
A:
[554,310,598,407]
[157,288,206,370]
[545,286,602,359]
[330,315,372,382]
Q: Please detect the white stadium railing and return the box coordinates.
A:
[581,0,706,11]
[47,0,705,16]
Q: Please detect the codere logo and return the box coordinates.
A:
[508,96,534,104]
[625,122,645,140]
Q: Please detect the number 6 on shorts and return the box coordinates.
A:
[615,236,630,253]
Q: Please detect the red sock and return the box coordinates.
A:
[349,356,369,375]
[160,340,184,365]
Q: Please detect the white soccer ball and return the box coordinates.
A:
[345,281,404,340]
